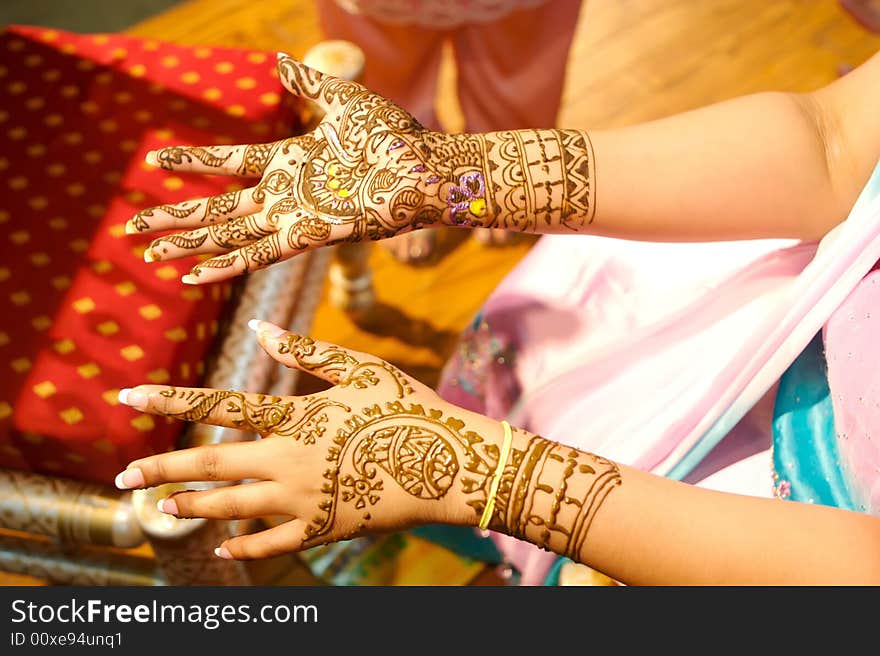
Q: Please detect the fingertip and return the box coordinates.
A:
[124,220,137,235]
[214,546,233,560]
[144,150,159,167]
[181,274,199,285]
[143,248,158,263]
[276,51,289,61]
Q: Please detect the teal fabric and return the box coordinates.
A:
[771,332,858,510]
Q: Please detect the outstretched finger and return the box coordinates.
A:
[114,440,276,490]
[215,518,310,560]
[249,321,413,398]
[144,213,276,262]
[126,188,261,234]
[117,385,300,435]
[159,481,288,519]
[276,51,362,114]
[146,141,282,177]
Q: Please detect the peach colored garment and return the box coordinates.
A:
[316,0,584,132]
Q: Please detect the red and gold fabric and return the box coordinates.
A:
[0,26,303,484]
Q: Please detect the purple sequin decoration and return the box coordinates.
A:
[387,139,405,152]
[446,171,485,226]
[410,164,426,173]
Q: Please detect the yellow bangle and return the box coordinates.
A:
[479,420,513,530]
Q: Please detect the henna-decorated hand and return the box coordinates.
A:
[129,53,596,284]
[114,320,509,559]
[129,54,457,284]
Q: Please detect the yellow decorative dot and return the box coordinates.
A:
[131,415,155,432]
[63,132,84,146]
[47,163,66,177]
[42,70,61,83]
[11,230,30,244]
[1,444,21,457]
[11,358,31,373]
[30,252,50,267]
[164,327,187,342]
[163,176,184,191]
[115,281,136,296]
[28,197,48,211]
[133,109,152,122]
[31,315,51,331]
[119,139,137,152]
[87,204,105,218]
[181,71,200,84]
[76,362,101,379]
[143,40,159,51]
[25,96,45,110]
[202,87,222,101]
[196,323,206,340]
[168,98,187,111]
[0,210,8,223]
[79,100,100,115]
[10,291,31,306]
[51,275,71,290]
[26,144,46,157]
[0,332,8,346]
[41,30,59,41]
[128,64,146,78]
[98,119,117,133]
[60,85,79,99]
[160,55,179,68]
[110,47,127,59]
[7,81,26,95]
[69,238,89,253]
[125,190,146,204]
[131,244,147,259]
[72,297,96,314]
[93,438,115,453]
[0,402,12,420]
[60,43,76,54]
[65,453,86,464]
[83,151,102,164]
[103,171,122,184]
[120,345,144,362]
[101,390,120,406]
[259,92,280,106]
[235,77,257,90]
[76,60,95,72]
[250,123,270,136]
[91,259,113,274]
[91,34,109,45]
[94,72,112,85]
[191,116,211,129]
[226,105,246,117]
[139,304,163,320]
[8,126,28,140]
[179,362,191,378]
[214,61,234,74]
[246,52,267,64]
[147,368,170,383]
[33,381,56,399]
[66,183,85,196]
[24,54,43,67]
[0,268,8,282]
[97,320,119,336]
[154,128,174,140]
[194,47,212,59]
[196,361,205,376]
[181,288,203,301]
[8,177,28,191]
[44,114,63,127]
[156,265,178,281]
[60,407,84,425]
[108,223,126,238]
[53,339,75,354]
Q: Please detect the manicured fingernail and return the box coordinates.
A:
[143,248,157,263]
[214,546,233,559]
[157,498,178,515]
[124,220,137,235]
[248,319,286,338]
[118,388,148,410]
[276,52,287,61]
[181,274,198,285]
[145,151,159,167]
[114,468,145,490]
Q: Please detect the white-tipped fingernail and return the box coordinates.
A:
[114,468,145,490]
[247,319,261,332]
[118,388,148,410]
[143,248,157,263]
[276,52,286,61]
[214,546,233,559]
[157,498,178,515]
[144,151,159,167]
[181,274,198,285]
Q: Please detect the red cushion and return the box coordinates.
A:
[0,26,303,484]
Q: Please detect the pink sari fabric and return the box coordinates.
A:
[437,163,880,584]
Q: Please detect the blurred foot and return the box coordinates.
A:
[381,229,437,264]
[473,227,516,246]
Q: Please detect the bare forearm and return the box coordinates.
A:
[425,51,880,242]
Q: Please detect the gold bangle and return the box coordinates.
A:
[479,420,513,530]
